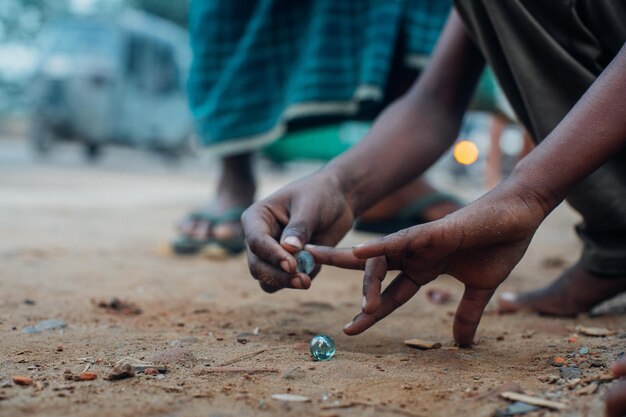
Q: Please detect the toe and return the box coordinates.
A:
[213,222,243,240]
[190,221,211,240]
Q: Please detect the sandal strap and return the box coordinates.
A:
[188,206,247,224]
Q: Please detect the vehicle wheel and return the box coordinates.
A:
[84,143,102,161]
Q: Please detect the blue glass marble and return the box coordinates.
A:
[310,334,336,361]
[295,250,315,275]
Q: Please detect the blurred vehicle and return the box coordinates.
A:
[29,10,192,160]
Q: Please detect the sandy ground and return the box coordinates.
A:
[1,137,625,417]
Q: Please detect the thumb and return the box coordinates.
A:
[280,204,316,253]
[453,286,495,347]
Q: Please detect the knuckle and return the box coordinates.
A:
[454,314,480,328]
[286,221,310,238]
[246,234,262,252]
[240,207,255,228]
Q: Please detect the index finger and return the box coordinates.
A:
[242,206,297,273]
[353,226,425,260]
[305,245,367,270]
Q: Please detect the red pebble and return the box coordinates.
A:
[12,375,33,386]
[144,368,159,376]
[79,372,97,381]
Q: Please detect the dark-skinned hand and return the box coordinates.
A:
[307,183,548,346]
[241,172,354,293]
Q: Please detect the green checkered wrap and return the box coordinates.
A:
[188,0,451,155]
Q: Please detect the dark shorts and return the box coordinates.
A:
[454,0,626,275]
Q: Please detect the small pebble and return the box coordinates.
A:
[105,361,135,380]
[144,368,159,376]
[496,401,538,416]
[404,338,442,350]
[22,319,66,334]
[1,381,12,388]
[310,334,335,361]
[560,366,582,380]
[11,376,33,386]
[79,372,97,381]
[295,251,315,275]
[272,393,311,402]
[579,346,590,355]
[576,325,616,337]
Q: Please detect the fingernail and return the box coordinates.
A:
[304,243,316,250]
[361,296,367,310]
[284,236,302,249]
[280,260,291,273]
[353,243,364,248]
[343,320,354,330]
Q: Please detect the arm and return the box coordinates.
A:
[511,42,626,214]
[309,43,626,346]
[327,10,485,216]
[241,10,485,292]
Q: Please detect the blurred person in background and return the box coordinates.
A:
[172,0,465,256]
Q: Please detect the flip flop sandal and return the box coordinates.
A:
[171,206,247,256]
[353,192,463,234]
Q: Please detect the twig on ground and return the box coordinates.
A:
[500,391,567,410]
[200,366,279,374]
[218,348,267,367]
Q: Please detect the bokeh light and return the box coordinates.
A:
[453,140,479,165]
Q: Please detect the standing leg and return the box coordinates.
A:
[176,152,255,253]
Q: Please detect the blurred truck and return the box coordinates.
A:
[29,10,192,160]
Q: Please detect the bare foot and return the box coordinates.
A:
[498,263,626,316]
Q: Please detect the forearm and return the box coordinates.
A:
[510,43,626,214]
[323,10,485,215]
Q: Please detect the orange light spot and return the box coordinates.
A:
[453,140,479,165]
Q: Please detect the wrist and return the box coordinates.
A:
[318,163,363,214]
[506,159,564,218]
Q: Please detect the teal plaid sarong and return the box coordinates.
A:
[188,0,451,155]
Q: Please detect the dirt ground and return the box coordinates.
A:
[1,138,625,417]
